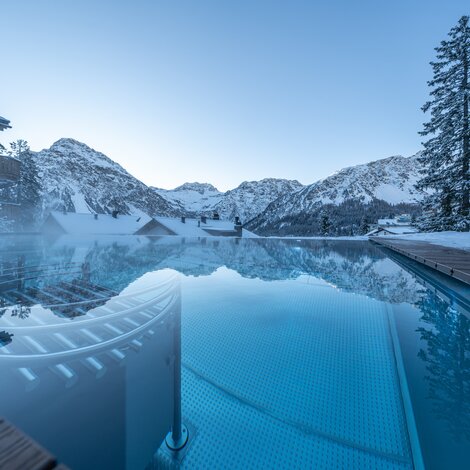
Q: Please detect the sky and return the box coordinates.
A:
[1,0,469,191]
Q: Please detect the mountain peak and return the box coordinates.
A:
[173,182,220,194]
[49,138,92,152]
[152,178,303,222]
[24,137,425,235]
[26,139,179,223]
[232,178,303,191]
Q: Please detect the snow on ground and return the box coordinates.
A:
[153,183,223,213]
[267,236,368,241]
[265,232,470,251]
[70,185,92,213]
[382,231,470,251]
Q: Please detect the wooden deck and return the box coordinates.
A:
[370,237,470,286]
[0,418,69,470]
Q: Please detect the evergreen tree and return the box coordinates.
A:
[8,139,30,159]
[417,16,470,231]
[320,212,331,236]
[360,216,370,234]
[416,292,470,441]
[18,150,42,230]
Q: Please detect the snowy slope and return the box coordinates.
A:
[381,231,470,252]
[27,138,179,222]
[22,138,302,228]
[247,154,427,235]
[153,182,223,214]
[22,138,428,237]
[280,154,425,214]
[214,178,304,223]
[153,178,303,223]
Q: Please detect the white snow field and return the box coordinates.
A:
[267,235,368,240]
[382,231,470,251]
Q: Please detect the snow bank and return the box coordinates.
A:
[267,235,368,241]
[382,231,470,251]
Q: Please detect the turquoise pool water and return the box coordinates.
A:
[0,236,468,469]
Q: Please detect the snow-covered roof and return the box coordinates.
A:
[384,225,418,234]
[368,225,417,236]
[0,115,11,131]
[154,216,258,237]
[43,211,151,235]
[378,217,412,226]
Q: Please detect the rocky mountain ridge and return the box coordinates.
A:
[154,178,304,223]
[17,139,426,235]
[246,153,426,235]
[22,138,179,226]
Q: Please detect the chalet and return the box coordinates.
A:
[42,211,257,237]
[137,216,257,237]
[367,226,418,237]
[0,116,11,132]
[42,211,152,235]
[367,215,418,237]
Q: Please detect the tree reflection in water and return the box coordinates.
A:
[0,330,13,347]
[417,291,470,442]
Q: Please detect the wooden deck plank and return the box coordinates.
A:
[370,237,470,286]
[0,418,69,470]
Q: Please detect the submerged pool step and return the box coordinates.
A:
[1,276,180,392]
[23,335,48,354]
[83,356,107,378]
[4,310,169,390]
[16,367,40,391]
[52,363,78,387]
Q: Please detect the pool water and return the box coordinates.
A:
[0,236,468,469]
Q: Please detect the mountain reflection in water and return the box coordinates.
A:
[0,235,468,468]
[0,235,424,303]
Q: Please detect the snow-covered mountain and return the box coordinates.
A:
[247,154,427,235]
[25,138,179,223]
[278,154,425,211]
[20,139,302,228]
[153,182,223,214]
[214,178,304,223]
[153,178,304,223]
[19,138,427,236]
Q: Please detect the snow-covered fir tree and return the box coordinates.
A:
[7,139,30,159]
[360,216,370,235]
[417,16,470,231]
[320,212,331,236]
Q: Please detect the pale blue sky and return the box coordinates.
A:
[1,1,468,190]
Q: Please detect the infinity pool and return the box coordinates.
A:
[0,236,468,469]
